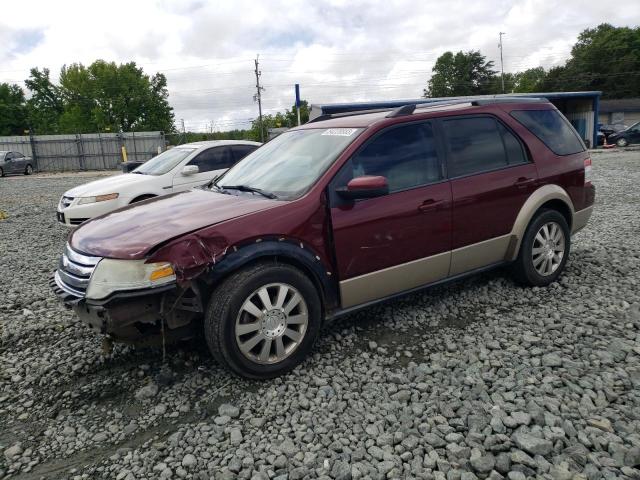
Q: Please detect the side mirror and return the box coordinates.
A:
[182,165,199,176]
[336,175,389,200]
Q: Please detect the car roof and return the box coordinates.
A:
[295,98,553,130]
[179,140,262,148]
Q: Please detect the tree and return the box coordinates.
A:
[57,60,175,133]
[248,100,310,141]
[0,83,28,135]
[512,67,547,93]
[24,68,64,134]
[540,24,640,98]
[424,50,497,97]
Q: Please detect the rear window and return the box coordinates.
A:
[510,109,585,156]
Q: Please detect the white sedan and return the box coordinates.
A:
[56,140,261,226]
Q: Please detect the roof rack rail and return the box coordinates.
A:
[306,107,396,123]
[307,96,549,123]
[386,104,416,118]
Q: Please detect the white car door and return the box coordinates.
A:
[172,146,233,192]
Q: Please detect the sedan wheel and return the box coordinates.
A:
[616,138,628,147]
[235,283,308,364]
[25,165,33,175]
[531,222,565,276]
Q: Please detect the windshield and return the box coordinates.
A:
[133,147,196,176]
[214,128,362,199]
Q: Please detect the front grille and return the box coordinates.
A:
[54,244,101,298]
[59,196,74,210]
[69,218,89,226]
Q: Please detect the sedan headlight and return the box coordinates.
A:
[77,193,119,205]
[86,259,176,300]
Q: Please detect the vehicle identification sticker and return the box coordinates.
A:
[321,128,358,136]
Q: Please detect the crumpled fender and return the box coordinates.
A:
[148,235,339,312]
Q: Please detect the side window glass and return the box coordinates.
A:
[6,153,13,160]
[342,122,441,194]
[497,123,527,165]
[442,117,508,177]
[231,145,258,163]
[15,152,24,159]
[510,110,585,155]
[188,147,232,173]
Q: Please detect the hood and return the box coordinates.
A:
[70,189,280,259]
[65,173,152,197]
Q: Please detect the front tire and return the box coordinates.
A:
[616,137,628,147]
[204,262,322,378]
[24,164,33,175]
[0,167,4,177]
[513,209,570,286]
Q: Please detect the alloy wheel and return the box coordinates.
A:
[531,221,565,276]
[235,282,309,364]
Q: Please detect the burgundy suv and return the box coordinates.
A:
[52,98,595,378]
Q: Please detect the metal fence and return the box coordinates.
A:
[0,131,165,172]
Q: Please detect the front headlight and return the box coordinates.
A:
[77,193,119,205]
[86,259,175,300]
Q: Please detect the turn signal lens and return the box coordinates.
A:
[95,193,119,202]
[584,158,592,186]
[149,264,175,281]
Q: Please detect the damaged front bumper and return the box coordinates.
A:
[50,273,203,346]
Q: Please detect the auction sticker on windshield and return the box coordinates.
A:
[321,128,358,136]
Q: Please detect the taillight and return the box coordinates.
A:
[584,158,592,186]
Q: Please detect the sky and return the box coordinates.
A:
[1,0,638,132]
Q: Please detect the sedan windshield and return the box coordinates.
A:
[133,147,196,176]
[214,128,362,199]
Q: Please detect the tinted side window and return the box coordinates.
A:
[338,122,441,193]
[188,147,232,172]
[511,109,585,155]
[231,145,258,162]
[497,123,527,165]
[13,152,24,159]
[442,117,508,177]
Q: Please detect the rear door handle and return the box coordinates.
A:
[418,199,445,213]
[515,177,535,189]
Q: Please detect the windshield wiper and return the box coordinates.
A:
[131,170,146,175]
[219,185,277,199]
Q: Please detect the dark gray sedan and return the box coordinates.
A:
[0,151,34,176]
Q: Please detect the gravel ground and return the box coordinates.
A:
[1,148,639,480]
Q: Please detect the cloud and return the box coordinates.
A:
[0,0,638,131]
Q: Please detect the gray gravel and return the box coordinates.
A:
[1,149,639,480]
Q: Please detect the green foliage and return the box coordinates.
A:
[0,83,28,135]
[540,24,640,98]
[424,51,498,97]
[19,61,175,135]
[248,100,310,141]
[24,68,64,134]
[512,67,548,93]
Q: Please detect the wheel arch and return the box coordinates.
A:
[130,193,157,204]
[506,185,574,261]
[200,239,339,317]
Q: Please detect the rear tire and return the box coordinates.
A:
[616,138,628,147]
[0,167,4,177]
[512,209,570,287]
[24,164,33,175]
[204,261,322,379]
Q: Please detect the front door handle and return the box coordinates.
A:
[418,199,444,213]
[515,177,535,189]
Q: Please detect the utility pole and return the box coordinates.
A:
[254,55,265,142]
[295,83,301,126]
[499,32,506,94]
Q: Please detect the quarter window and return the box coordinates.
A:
[510,109,585,156]
[497,123,527,165]
[188,147,233,173]
[339,122,442,193]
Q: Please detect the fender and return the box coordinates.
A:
[202,238,339,313]
[506,184,574,261]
